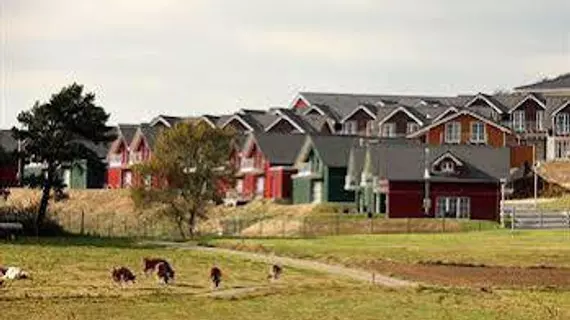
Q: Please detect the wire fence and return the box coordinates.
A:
[47,211,499,240]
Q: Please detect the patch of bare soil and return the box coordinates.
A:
[358,260,570,289]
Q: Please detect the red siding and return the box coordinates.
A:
[426,114,509,147]
[293,98,308,109]
[0,164,18,187]
[387,181,500,221]
[107,168,122,189]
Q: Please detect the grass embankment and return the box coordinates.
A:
[212,230,570,288]
[1,237,569,320]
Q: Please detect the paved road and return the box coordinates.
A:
[144,241,415,289]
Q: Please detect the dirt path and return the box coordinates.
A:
[144,241,415,289]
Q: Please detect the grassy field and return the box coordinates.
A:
[1,237,570,319]
[212,230,570,267]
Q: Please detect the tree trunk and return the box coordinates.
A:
[37,165,54,234]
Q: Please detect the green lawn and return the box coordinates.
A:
[211,230,570,267]
[1,237,570,320]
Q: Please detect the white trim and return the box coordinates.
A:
[407,110,512,138]
[377,106,424,127]
[265,112,306,133]
[269,165,297,171]
[340,105,377,123]
[432,107,459,123]
[550,100,570,118]
[303,105,327,117]
[221,114,255,131]
[508,94,546,113]
[149,116,172,128]
[465,94,504,114]
[200,116,218,128]
[432,152,463,166]
[128,128,145,152]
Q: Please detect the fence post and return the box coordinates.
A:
[441,217,446,233]
[511,208,516,232]
[80,210,85,236]
[540,210,544,228]
[335,214,340,236]
[407,218,411,233]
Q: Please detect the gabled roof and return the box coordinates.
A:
[369,144,510,182]
[222,111,278,132]
[407,109,512,138]
[130,124,160,151]
[432,151,464,166]
[464,93,506,114]
[245,133,306,166]
[508,93,546,113]
[201,115,220,128]
[377,105,425,126]
[296,135,359,168]
[149,115,185,128]
[515,73,570,91]
[340,104,378,123]
[296,92,467,122]
[550,100,570,118]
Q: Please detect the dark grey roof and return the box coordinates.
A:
[253,133,306,165]
[0,130,18,153]
[515,73,570,91]
[371,145,510,182]
[118,124,139,146]
[298,92,468,121]
[140,125,160,150]
[309,135,360,167]
[216,115,232,127]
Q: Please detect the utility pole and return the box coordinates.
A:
[533,144,538,209]
[423,147,431,216]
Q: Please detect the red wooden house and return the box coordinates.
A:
[0,130,20,187]
[346,143,511,221]
[106,124,139,188]
[236,133,305,201]
[128,125,161,188]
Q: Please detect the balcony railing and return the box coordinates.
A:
[109,154,122,167]
[129,152,143,165]
[239,158,261,173]
[505,121,545,133]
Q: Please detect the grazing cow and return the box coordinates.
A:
[1,267,30,280]
[268,264,282,281]
[143,258,170,275]
[210,266,222,289]
[111,267,136,284]
[156,262,175,284]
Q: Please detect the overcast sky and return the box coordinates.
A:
[1,0,569,128]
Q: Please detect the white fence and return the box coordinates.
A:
[501,207,570,230]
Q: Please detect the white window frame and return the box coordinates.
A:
[470,121,486,143]
[440,161,454,173]
[236,179,244,193]
[365,120,375,136]
[256,177,264,195]
[512,110,525,132]
[444,122,461,144]
[343,121,357,135]
[381,123,396,137]
[556,113,570,135]
[435,197,470,218]
[536,110,544,131]
[406,122,419,134]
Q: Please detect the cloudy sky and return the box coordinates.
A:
[1,0,569,127]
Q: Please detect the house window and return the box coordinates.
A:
[470,122,486,143]
[144,175,152,188]
[343,121,357,135]
[436,197,470,218]
[381,123,396,137]
[407,122,419,134]
[256,177,264,195]
[556,113,570,135]
[236,179,244,193]
[365,121,375,136]
[440,161,454,173]
[512,110,525,132]
[536,110,544,131]
[490,110,500,122]
[444,122,461,143]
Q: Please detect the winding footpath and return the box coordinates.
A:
[144,241,415,289]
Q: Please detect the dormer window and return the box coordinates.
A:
[440,161,455,173]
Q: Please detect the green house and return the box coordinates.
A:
[292,135,358,204]
[23,139,110,189]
